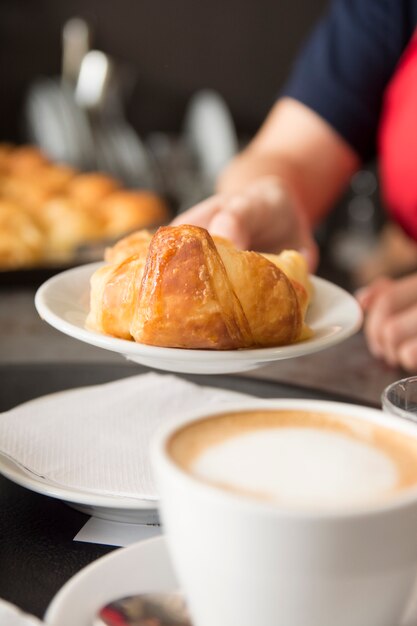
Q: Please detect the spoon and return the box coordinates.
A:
[93,592,192,626]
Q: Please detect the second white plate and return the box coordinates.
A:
[35,263,362,375]
[0,453,158,524]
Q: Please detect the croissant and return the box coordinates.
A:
[0,199,45,268]
[87,225,312,349]
[0,144,164,268]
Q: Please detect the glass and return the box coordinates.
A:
[381,376,417,421]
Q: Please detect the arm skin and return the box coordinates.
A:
[217,97,359,224]
[174,95,417,371]
[173,96,360,271]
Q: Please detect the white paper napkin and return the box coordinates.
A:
[0,373,248,499]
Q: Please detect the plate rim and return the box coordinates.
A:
[0,451,157,510]
[34,262,363,364]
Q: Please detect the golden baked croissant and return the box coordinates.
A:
[104,229,154,265]
[87,225,312,350]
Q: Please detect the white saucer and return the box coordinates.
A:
[45,536,176,626]
[0,453,158,524]
[44,534,417,626]
[35,263,362,375]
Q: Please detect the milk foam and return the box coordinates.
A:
[191,427,398,507]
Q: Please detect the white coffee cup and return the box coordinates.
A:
[152,399,417,626]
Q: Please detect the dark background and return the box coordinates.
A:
[1,0,390,291]
[0,0,329,142]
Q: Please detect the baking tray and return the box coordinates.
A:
[0,241,109,287]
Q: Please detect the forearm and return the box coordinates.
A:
[173,99,359,269]
[217,98,360,226]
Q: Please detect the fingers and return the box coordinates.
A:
[172,194,252,249]
[295,210,319,273]
[398,337,417,372]
[299,239,319,274]
[355,277,393,310]
[366,302,417,369]
[171,196,222,227]
[209,210,251,249]
[363,282,398,359]
[362,275,417,371]
[170,179,317,266]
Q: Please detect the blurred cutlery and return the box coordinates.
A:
[93,592,191,626]
[61,17,92,87]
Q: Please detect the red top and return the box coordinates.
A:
[379,33,417,241]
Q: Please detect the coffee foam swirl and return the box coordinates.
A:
[168,410,417,510]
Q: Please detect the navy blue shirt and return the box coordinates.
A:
[283,0,417,160]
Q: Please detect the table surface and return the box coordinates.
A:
[0,361,368,620]
[0,283,409,620]
[0,285,407,405]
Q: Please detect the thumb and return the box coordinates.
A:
[209,210,251,250]
[299,235,319,274]
[355,277,392,310]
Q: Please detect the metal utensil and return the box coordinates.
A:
[75,50,114,113]
[25,18,95,167]
[74,50,159,188]
[99,121,159,189]
[93,592,192,626]
[61,17,92,86]
[25,78,95,169]
[183,89,238,190]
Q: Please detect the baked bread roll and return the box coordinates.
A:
[0,143,173,268]
[4,146,48,175]
[67,173,120,207]
[1,165,75,213]
[99,191,169,238]
[0,200,45,268]
[40,197,102,260]
[88,224,312,349]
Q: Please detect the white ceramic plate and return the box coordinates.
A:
[0,452,158,524]
[35,263,362,375]
[45,536,176,626]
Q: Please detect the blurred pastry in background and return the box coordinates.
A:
[40,197,101,261]
[0,143,171,270]
[67,173,120,207]
[0,164,75,212]
[0,200,45,268]
[3,145,49,175]
[100,191,170,238]
[0,144,15,172]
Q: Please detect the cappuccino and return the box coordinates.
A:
[168,409,417,509]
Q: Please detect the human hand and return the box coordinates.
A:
[171,176,318,272]
[356,273,417,371]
